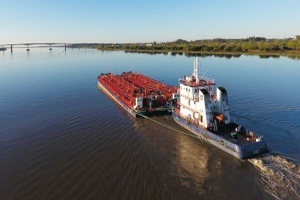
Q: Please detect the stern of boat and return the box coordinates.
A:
[236,140,269,159]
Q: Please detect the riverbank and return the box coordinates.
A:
[96,48,300,59]
[69,36,300,59]
[97,36,300,59]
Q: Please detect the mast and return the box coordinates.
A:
[194,57,200,84]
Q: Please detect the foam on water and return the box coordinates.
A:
[249,153,300,200]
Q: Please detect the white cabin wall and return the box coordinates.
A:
[179,84,197,121]
[216,87,231,124]
[209,85,216,98]
[197,93,206,126]
[179,83,215,128]
[198,89,212,128]
[216,88,222,113]
[134,97,143,109]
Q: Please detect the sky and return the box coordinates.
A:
[1,0,300,44]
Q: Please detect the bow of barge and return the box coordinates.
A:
[97,72,177,117]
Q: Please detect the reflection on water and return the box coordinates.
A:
[134,116,265,200]
[136,114,300,200]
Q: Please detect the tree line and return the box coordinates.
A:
[95,36,300,56]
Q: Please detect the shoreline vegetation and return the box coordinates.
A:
[70,36,300,59]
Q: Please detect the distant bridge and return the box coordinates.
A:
[0,43,70,52]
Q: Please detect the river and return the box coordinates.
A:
[0,48,299,200]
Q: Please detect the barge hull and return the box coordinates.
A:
[98,81,137,117]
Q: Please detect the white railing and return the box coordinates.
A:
[179,77,215,86]
[201,76,215,84]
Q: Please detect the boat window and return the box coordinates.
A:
[200,95,203,101]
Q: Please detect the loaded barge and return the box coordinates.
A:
[97,72,177,117]
[172,58,268,159]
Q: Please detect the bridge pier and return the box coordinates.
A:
[65,43,67,52]
[11,45,13,53]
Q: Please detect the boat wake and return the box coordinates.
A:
[248,153,300,200]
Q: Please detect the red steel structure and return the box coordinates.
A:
[98,72,177,111]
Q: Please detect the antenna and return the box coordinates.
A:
[194,57,200,83]
[200,64,212,80]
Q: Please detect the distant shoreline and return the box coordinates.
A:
[95,48,300,59]
[69,36,300,59]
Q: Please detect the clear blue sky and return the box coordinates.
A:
[1,0,299,44]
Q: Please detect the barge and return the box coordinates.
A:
[172,58,268,159]
[97,72,177,117]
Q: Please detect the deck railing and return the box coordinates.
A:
[179,77,215,86]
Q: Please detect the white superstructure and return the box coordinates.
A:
[175,57,231,129]
[172,57,268,160]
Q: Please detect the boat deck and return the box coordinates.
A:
[211,122,258,145]
[98,73,138,107]
[121,72,177,100]
[174,109,258,145]
[98,72,177,111]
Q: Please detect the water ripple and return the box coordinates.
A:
[249,154,300,200]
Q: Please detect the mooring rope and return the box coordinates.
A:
[136,111,200,139]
